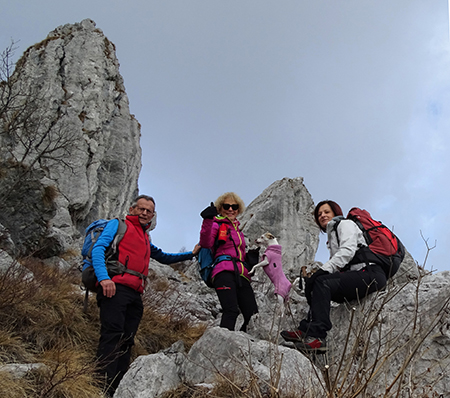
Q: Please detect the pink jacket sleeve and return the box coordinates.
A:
[199,219,219,248]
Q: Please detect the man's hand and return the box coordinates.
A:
[100,279,116,298]
[192,244,201,256]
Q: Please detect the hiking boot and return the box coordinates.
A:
[294,336,327,354]
[280,329,304,342]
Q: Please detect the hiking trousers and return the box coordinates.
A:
[213,271,258,332]
[299,264,387,339]
[96,283,143,394]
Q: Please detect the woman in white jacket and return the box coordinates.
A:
[281,200,387,353]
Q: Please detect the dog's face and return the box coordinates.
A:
[255,232,277,247]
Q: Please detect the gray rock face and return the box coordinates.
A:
[115,352,181,398]
[239,176,320,280]
[321,271,450,397]
[0,19,140,257]
[117,327,320,398]
[182,327,318,394]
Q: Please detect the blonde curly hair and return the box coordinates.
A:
[214,192,245,216]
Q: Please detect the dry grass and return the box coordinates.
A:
[0,255,208,397]
[41,185,58,208]
[0,371,34,398]
[134,276,207,356]
[134,307,206,356]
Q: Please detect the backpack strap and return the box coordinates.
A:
[105,218,127,261]
[226,229,246,286]
[105,261,147,281]
[331,216,369,272]
[331,216,345,247]
[211,220,245,285]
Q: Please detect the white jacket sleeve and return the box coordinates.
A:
[321,220,362,274]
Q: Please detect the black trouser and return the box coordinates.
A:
[213,271,258,332]
[299,265,387,339]
[96,284,143,394]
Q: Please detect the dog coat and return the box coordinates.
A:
[262,245,292,300]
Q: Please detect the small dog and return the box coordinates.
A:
[249,232,292,314]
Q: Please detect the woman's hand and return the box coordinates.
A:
[200,202,218,219]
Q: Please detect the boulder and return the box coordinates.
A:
[116,327,321,397]
[115,351,181,398]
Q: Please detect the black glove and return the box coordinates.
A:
[304,269,329,305]
[245,248,260,267]
[200,202,218,219]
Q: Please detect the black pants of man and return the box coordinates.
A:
[213,271,258,332]
[96,283,143,395]
[300,265,387,339]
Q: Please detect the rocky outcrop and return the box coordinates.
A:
[325,270,450,396]
[239,176,319,280]
[116,327,320,398]
[0,19,140,257]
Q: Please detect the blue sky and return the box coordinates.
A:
[1,1,449,271]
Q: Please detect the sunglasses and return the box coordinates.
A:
[222,203,239,211]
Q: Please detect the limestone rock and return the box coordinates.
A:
[115,352,181,398]
[0,19,141,257]
[115,327,320,398]
[144,259,220,325]
[317,270,450,397]
[0,363,47,379]
[0,224,16,256]
[118,271,450,397]
[0,250,33,280]
[392,249,420,284]
[239,176,320,280]
[182,327,319,394]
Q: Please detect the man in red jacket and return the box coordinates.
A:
[92,195,200,396]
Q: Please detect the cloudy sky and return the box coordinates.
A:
[2,1,449,272]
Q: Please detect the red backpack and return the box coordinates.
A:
[334,207,405,278]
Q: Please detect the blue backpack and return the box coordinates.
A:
[198,248,232,288]
[198,248,216,288]
[80,219,127,294]
[81,218,127,271]
[198,243,235,288]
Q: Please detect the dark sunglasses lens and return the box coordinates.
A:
[223,204,239,210]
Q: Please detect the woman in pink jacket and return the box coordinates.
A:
[199,192,258,332]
